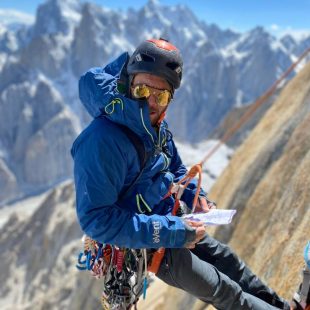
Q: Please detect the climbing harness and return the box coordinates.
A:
[76,163,204,308]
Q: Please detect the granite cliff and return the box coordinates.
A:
[211,56,310,300]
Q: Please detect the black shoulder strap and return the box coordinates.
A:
[118,125,147,169]
[118,125,151,200]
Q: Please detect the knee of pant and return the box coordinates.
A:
[212,272,245,309]
[218,242,232,256]
[171,250,221,298]
[218,243,241,264]
[203,236,235,260]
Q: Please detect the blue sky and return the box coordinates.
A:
[1,0,310,36]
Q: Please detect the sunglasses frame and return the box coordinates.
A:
[131,84,173,107]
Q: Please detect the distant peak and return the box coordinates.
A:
[250,26,269,36]
[33,0,81,36]
[43,0,81,12]
[147,0,160,5]
[145,0,161,9]
[46,0,80,6]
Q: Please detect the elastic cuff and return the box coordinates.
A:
[181,218,196,245]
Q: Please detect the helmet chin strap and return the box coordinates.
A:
[127,75,133,97]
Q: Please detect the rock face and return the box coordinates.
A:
[0,181,104,310]
[0,76,80,203]
[210,60,310,300]
[1,1,309,308]
[210,90,280,148]
[0,158,18,201]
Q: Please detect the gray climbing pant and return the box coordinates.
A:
[156,234,290,310]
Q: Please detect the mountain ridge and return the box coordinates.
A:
[0,0,309,204]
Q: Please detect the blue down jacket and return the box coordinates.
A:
[71,52,204,249]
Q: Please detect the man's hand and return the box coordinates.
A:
[193,196,217,213]
[184,220,206,249]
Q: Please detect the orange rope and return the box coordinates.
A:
[200,47,310,166]
[177,163,202,210]
[148,165,203,274]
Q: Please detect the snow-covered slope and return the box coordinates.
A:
[0,9,34,29]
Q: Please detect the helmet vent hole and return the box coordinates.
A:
[141,54,155,63]
[166,62,181,72]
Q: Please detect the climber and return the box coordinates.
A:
[290,243,310,310]
[71,38,292,309]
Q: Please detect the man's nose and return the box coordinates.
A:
[147,94,157,108]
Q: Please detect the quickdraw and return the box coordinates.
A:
[76,235,148,310]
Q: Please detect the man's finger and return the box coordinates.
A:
[185,220,205,228]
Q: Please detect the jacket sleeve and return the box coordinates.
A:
[168,138,207,209]
[72,128,188,249]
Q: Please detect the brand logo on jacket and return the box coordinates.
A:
[152,221,162,243]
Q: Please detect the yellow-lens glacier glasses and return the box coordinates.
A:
[131,84,172,106]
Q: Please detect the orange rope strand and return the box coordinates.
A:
[200,47,310,166]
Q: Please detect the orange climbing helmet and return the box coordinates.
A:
[127,38,183,90]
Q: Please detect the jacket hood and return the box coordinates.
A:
[79,52,168,152]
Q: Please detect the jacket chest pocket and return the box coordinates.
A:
[135,171,174,214]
